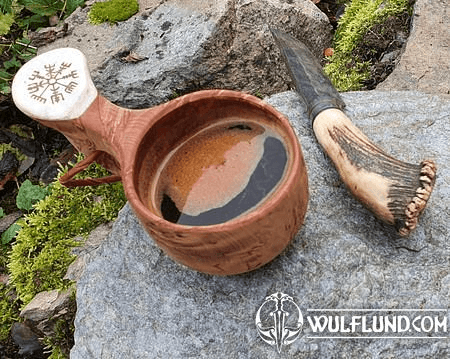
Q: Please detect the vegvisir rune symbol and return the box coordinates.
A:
[27,62,79,104]
[255,292,303,353]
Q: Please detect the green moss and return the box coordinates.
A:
[254,90,264,99]
[47,345,66,359]
[324,0,409,91]
[9,124,34,139]
[88,0,139,25]
[1,156,125,356]
[0,143,27,162]
[0,243,17,341]
[324,53,371,92]
[169,90,180,100]
[8,157,126,306]
[0,283,21,341]
[0,13,14,36]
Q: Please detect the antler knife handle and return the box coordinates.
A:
[313,108,436,236]
[271,28,436,236]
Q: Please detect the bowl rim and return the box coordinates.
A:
[126,89,306,236]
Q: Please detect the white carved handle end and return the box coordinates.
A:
[12,48,97,121]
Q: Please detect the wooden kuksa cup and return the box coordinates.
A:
[12,48,308,275]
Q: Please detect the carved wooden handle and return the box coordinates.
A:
[313,108,436,236]
[11,48,123,182]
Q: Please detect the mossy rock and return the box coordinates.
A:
[8,162,126,305]
[88,0,139,25]
[324,0,410,91]
[0,157,126,356]
[0,157,125,347]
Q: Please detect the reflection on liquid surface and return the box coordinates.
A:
[153,120,288,226]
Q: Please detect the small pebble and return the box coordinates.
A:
[324,47,334,57]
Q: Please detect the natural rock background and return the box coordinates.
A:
[377,0,450,94]
[70,90,450,358]
[30,0,450,357]
[38,0,332,107]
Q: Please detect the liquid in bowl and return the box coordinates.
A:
[151,118,289,226]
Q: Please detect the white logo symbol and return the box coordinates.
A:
[255,292,303,353]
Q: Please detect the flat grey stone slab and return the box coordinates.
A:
[377,0,450,95]
[71,90,450,358]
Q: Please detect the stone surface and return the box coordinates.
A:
[377,0,450,95]
[20,289,72,336]
[20,290,71,323]
[11,322,43,356]
[71,90,450,358]
[38,0,332,108]
[64,222,113,282]
[0,211,21,234]
[29,23,68,47]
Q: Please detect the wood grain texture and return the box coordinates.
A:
[34,90,309,275]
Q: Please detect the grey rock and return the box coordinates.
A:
[63,258,85,283]
[11,322,43,356]
[71,90,450,358]
[20,289,72,336]
[70,222,113,257]
[0,211,21,234]
[37,5,123,71]
[65,222,113,282]
[20,290,71,322]
[38,0,332,108]
[380,49,400,64]
[377,0,450,94]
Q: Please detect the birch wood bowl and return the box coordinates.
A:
[12,48,308,275]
